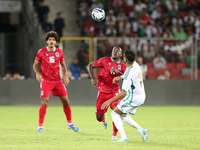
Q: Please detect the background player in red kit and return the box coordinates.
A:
[33,31,80,133]
[87,46,126,141]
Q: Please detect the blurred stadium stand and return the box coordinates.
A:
[0,0,45,78]
[0,0,200,81]
[1,0,200,106]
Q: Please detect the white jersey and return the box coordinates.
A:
[122,61,145,105]
[117,61,146,114]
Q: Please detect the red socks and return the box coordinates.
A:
[38,105,72,126]
[112,122,118,136]
[39,105,47,126]
[63,105,72,123]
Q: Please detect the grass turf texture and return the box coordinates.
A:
[0,106,199,150]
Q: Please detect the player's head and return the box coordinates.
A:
[45,31,59,48]
[124,50,135,64]
[111,46,122,59]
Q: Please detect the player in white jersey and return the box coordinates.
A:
[101,50,148,142]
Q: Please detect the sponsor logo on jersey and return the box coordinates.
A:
[55,52,59,57]
[118,65,121,70]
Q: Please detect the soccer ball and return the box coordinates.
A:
[91,8,105,22]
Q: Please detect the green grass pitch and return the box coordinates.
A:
[0,106,199,150]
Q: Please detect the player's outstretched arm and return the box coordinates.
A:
[33,59,42,82]
[87,62,98,87]
[113,76,122,83]
[101,91,127,109]
[60,61,69,86]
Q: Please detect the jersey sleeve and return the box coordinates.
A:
[35,49,42,62]
[121,69,132,92]
[93,57,104,68]
[60,50,65,62]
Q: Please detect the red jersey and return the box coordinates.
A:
[94,57,126,93]
[35,47,64,81]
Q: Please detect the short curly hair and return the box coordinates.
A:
[45,31,59,42]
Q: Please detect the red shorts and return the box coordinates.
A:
[40,79,68,97]
[95,91,121,114]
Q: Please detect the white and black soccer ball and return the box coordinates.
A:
[91,8,105,22]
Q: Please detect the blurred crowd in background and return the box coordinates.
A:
[75,0,200,80]
[33,0,65,41]
[2,0,200,80]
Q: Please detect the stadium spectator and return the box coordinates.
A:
[13,73,24,80]
[135,0,147,13]
[151,7,162,20]
[184,10,195,25]
[105,25,117,37]
[2,72,13,80]
[138,9,151,36]
[118,17,131,36]
[172,14,183,28]
[142,41,155,62]
[76,46,89,71]
[83,16,95,37]
[36,1,50,23]
[123,0,132,16]
[137,56,147,80]
[33,0,44,10]
[54,12,65,42]
[153,53,167,69]
[42,17,52,33]
[105,10,117,26]
[128,5,136,20]
[113,0,123,16]
[165,0,179,11]
[90,0,104,11]
[163,27,174,39]
[151,20,163,37]
[157,70,171,80]
[173,25,187,39]
[69,58,88,80]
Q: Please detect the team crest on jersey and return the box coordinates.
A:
[55,52,59,57]
[118,65,121,70]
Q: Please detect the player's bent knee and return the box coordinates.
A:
[41,97,49,106]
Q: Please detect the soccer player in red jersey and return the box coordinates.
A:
[33,31,80,133]
[87,46,126,141]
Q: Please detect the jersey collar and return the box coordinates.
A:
[111,57,120,63]
[47,47,56,52]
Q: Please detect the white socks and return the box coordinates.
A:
[121,113,142,132]
[111,111,142,136]
[111,111,127,138]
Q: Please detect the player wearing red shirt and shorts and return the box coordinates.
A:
[87,46,126,141]
[33,31,80,133]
